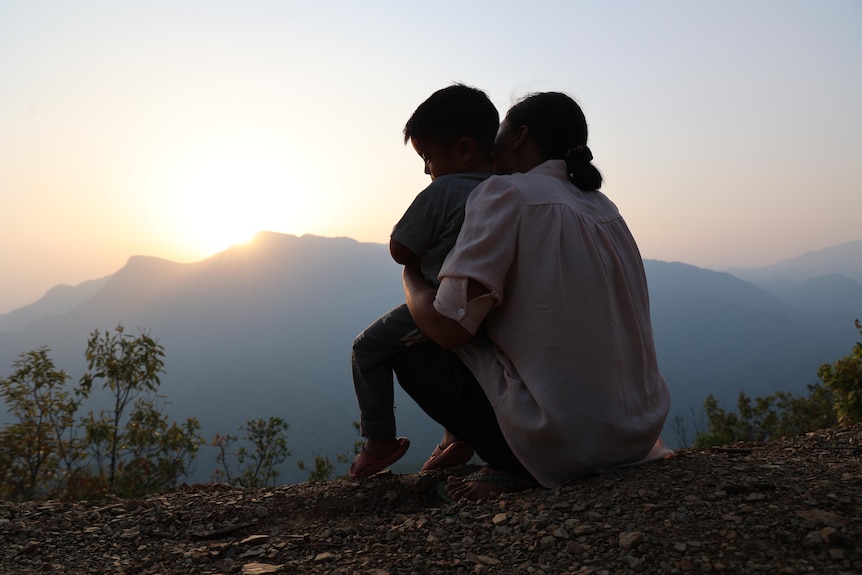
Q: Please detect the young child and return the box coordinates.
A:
[349,84,499,478]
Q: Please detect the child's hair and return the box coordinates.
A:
[505,92,603,190]
[403,84,499,159]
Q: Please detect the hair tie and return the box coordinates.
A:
[565,145,593,164]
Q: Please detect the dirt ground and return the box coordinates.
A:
[2,424,861,574]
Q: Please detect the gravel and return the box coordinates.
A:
[2,424,861,574]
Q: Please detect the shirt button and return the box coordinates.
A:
[457,308,465,316]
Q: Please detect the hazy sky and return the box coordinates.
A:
[1,1,860,314]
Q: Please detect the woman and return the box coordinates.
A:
[395,92,672,501]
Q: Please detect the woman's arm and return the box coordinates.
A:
[403,266,488,349]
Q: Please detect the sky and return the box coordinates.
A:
[1,1,861,314]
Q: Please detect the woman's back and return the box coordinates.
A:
[443,159,671,486]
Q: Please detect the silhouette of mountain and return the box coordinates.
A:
[755,274,862,318]
[0,276,111,333]
[727,239,862,283]
[1,233,860,484]
[0,234,422,483]
[643,262,856,423]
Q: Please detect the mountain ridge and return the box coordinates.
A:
[6,235,861,334]
[0,275,112,333]
[726,239,862,283]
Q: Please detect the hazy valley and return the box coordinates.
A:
[1,233,860,484]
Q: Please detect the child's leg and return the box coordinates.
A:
[352,303,426,440]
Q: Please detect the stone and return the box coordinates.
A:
[819,526,838,543]
[619,531,644,550]
[801,531,822,547]
[241,563,284,574]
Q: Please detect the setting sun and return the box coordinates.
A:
[142,136,323,259]
[165,154,272,254]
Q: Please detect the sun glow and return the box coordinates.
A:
[145,138,324,259]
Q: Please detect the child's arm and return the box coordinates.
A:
[390,238,421,268]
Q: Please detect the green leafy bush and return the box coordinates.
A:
[818,319,862,425]
[0,326,203,501]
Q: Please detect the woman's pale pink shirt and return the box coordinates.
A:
[434,160,672,488]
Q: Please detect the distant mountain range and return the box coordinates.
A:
[727,240,862,284]
[1,233,860,484]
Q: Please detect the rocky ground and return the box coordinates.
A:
[1,424,861,575]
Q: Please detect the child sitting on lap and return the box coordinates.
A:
[349,84,499,478]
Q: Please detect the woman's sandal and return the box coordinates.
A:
[420,440,475,472]
[348,437,410,479]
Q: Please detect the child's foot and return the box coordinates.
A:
[348,437,410,479]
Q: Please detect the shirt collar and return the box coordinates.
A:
[528,159,569,181]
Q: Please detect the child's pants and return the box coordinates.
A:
[352,303,426,439]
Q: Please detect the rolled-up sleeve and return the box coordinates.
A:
[432,176,522,335]
[434,277,498,335]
